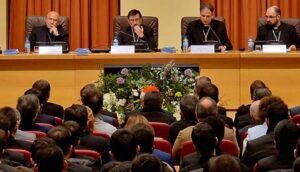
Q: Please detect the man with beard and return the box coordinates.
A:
[256,6,300,51]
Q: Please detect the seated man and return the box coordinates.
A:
[117,9,156,49]
[256,6,300,51]
[186,3,233,51]
[29,11,69,49]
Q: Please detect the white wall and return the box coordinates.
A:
[121,0,199,49]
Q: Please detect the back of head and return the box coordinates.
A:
[0,129,7,153]
[203,116,225,146]
[14,166,33,172]
[274,119,299,157]
[195,97,218,120]
[194,76,212,97]
[64,104,88,130]
[16,94,40,124]
[192,122,216,157]
[100,162,130,172]
[31,137,56,162]
[32,80,51,102]
[35,145,64,172]
[47,126,72,156]
[125,114,149,130]
[0,106,18,134]
[63,121,83,147]
[110,129,137,161]
[199,83,219,103]
[180,95,198,121]
[130,123,154,153]
[132,154,162,172]
[80,83,103,115]
[250,100,263,122]
[252,87,272,101]
[24,88,45,105]
[143,91,163,109]
[208,154,241,172]
[250,80,267,100]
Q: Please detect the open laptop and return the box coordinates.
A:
[35,41,69,53]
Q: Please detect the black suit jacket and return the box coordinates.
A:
[118,25,156,49]
[29,25,69,49]
[67,161,92,172]
[256,22,300,48]
[257,155,294,172]
[242,132,276,169]
[42,102,64,119]
[78,134,110,164]
[7,137,32,151]
[186,19,233,50]
[2,150,28,166]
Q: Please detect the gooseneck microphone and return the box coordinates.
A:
[209,26,221,44]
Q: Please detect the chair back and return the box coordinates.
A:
[54,117,63,125]
[26,16,69,34]
[149,122,170,140]
[154,137,172,154]
[181,17,225,41]
[292,114,300,124]
[74,149,101,160]
[258,17,300,38]
[92,131,110,140]
[180,140,196,159]
[113,16,159,48]
[7,149,32,164]
[219,139,239,157]
[25,130,46,138]
[36,122,55,129]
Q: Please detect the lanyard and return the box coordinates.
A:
[131,28,139,41]
[202,27,211,42]
[272,29,281,41]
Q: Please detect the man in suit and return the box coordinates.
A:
[32,79,64,119]
[0,129,16,172]
[118,9,156,49]
[186,3,233,51]
[29,11,69,49]
[242,96,289,169]
[256,6,300,50]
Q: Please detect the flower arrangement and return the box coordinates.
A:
[96,60,198,124]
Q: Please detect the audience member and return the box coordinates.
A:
[100,162,129,172]
[208,154,241,172]
[0,129,16,172]
[132,154,163,172]
[194,76,212,98]
[124,114,150,129]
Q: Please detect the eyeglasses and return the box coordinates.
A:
[265,15,277,19]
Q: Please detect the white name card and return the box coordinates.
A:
[262,44,287,53]
[38,46,63,54]
[110,45,135,54]
[190,45,215,53]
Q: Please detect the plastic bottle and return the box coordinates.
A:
[182,35,189,53]
[113,35,119,46]
[248,36,254,52]
[25,34,31,54]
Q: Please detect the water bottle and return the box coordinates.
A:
[25,34,31,54]
[182,35,189,53]
[113,35,119,46]
[248,36,254,52]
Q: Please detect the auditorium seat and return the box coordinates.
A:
[74,149,101,161]
[26,16,69,34]
[25,130,46,138]
[180,140,195,159]
[113,16,159,48]
[149,122,170,140]
[154,137,172,155]
[7,149,32,164]
[292,114,300,124]
[92,131,110,140]
[219,139,239,157]
[258,17,300,38]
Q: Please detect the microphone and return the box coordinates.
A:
[209,26,221,44]
[117,31,146,42]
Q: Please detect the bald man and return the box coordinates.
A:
[256,6,300,51]
[29,11,69,50]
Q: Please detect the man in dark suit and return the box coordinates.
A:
[242,96,289,169]
[29,11,69,49]
[256,6,300,51]
[118,9,155,49]
[186,3,233,51]
[32,80,64,119]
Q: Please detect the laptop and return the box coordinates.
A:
[35,41,69,53]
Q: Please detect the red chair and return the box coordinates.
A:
[219,139,239,157]
[7,149,32,164]
[253,163,258,172]
[25,131,46,138]
[54,117,63,125]
[153,137,172,154]
[149,122,170,140]
[292,114,300,124]
[92,131,110,140]
[239,131,248,150]
[112,118,119,128]
[74,149,101,160]
[36,123,54,129]
[180,140,196,159]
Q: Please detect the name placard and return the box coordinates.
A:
[110,46,135,54]
[262,44,287,53]
[38,46,63,54]
[190,45,215,53]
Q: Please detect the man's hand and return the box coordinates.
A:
[289,44,296,51]
[49,26,59,36]
[133,25,144,38]
[218,45,227,52]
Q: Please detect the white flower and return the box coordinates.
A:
[132,89,139,97]
[116,99,127,107]
[103,93,117,111]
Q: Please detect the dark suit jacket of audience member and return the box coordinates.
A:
[126,107,176,125]
[102,111,118,119]
[6,137,32,151]
[242,132,276,169]
[118,25,156,49]
[78,133,110,164]
[234,104,251,127]
[0,163,16,172]
[257,155,295,172]
[168,120,196,145]
[234,113,252,130]
[67,160,92,172]
[42,102,64,119]
[20,122,50,133]
[3,150,28,166]
[35,113,56,126]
